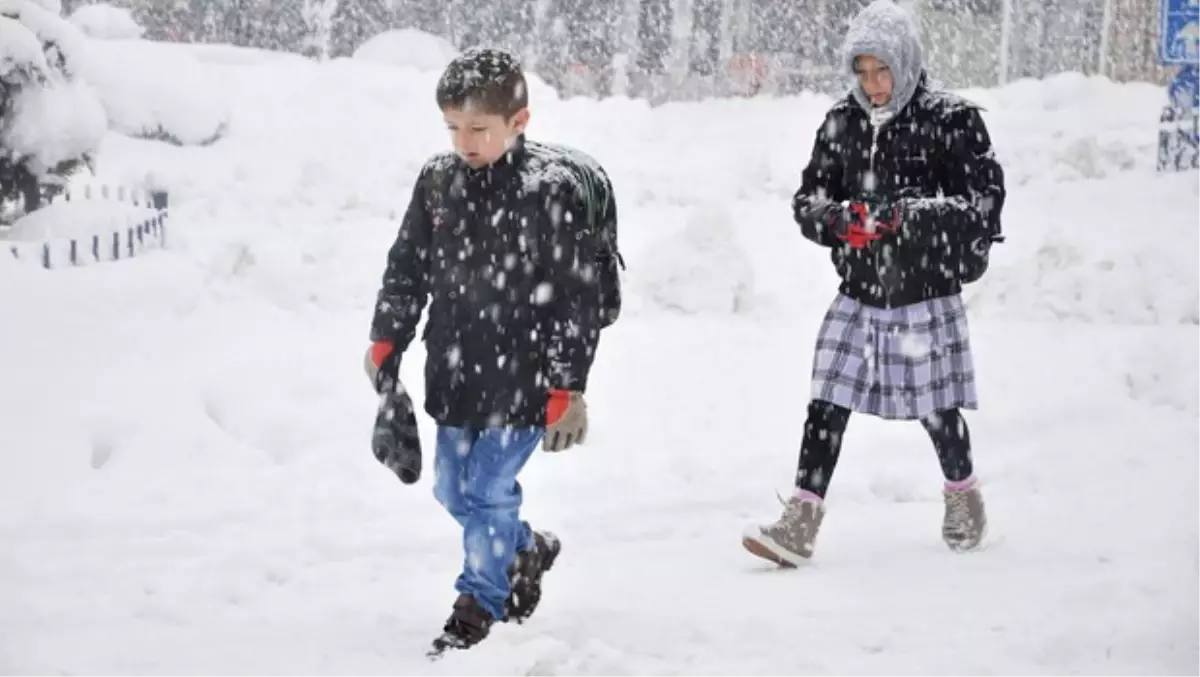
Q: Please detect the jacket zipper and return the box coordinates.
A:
[868,119,894,309]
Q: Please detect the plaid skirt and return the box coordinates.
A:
[810,293,978,420]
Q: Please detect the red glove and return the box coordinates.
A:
[837,202,900,248]
[841,222,882,248]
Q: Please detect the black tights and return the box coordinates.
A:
[795,400,973,498]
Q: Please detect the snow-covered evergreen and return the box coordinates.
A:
[0,0,104,222]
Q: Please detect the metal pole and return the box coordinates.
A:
[999,0,1014,84]
[1098,0,1114,77]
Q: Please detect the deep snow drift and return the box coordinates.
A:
[0,35,1196,675]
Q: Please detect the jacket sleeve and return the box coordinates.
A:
[369,166,434,350]
[542,183,602,393]
[896,106,1006,246]
[793,110,849,247]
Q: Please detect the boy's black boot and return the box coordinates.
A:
[505,531,562,623]
[429,594,494,657]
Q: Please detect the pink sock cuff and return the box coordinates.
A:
[945,475,978,492]
[793,488,824,504]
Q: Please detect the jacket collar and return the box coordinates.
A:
[461,133,527,177]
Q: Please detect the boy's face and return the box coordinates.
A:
[854,55,893,107]
[443,106,530,168]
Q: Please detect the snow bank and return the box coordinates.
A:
[351,28,458,73]
[350,29,560,109]
[963,172,1199,326]
[68,2,143,40]
[634,202,757,315]
[1122,329,1200,411]
[160,41,310,67]
[2,199,164,268]
[960,72,1167,184]
[1,174,166,268]
[3,181,160,240]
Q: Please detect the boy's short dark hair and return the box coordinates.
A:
[435,48,529,118]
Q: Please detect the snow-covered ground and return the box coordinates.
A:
[0,33,1197,675]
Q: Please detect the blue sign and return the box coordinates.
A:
[1158,64,1199,171]
[1169,63,1200,109]
[1160,0,1200,65]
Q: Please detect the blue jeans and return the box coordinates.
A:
[433,425,543,620]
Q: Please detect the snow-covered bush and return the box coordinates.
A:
[68,3,144,40]
[1,0,105,222]
[79,39,230,148]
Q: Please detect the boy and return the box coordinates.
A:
[365,48,621,656]
[742,0,1006,566]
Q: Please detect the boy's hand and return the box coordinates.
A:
[544,390,587,452]
[364,340,400,394]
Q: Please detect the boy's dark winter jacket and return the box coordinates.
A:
[370,135,617,429]
[793,77,1007,308]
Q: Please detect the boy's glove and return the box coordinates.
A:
[372,381,422,484]
[363,340,421,484]
[364,340,400,394]
[544,390,587,452]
